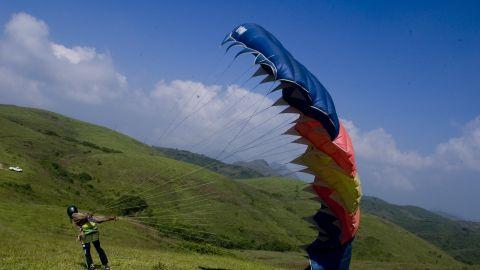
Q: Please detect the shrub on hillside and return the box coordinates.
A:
[81,141,122,153]
[42,130,59,136]
[50,163,94,183]
[51,162,73,182]
[77,172,93,182]
[100,146,122,153]
[257,239,296,251]
[1,182,33,194]
[178,242,225,255]
[63,136,77,143]
[114,195,148,216]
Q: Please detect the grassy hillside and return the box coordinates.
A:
[363,196,480,265]
[0,203,473,270]
[0,202,290,270]
[0,104,313,251]
[241,178,474,269]
[0,104,477,269]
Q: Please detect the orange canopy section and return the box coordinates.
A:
[292,118,362,244]
[295,121,357,177]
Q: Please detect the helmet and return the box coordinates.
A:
[67,204,78,218]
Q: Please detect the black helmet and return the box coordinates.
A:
[67,204,78,218]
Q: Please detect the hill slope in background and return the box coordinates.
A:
[363,196,480,265]
[0,104,478,269]
[233,159,298,178]
[0,104,314,251]
[154,146,265,179]
[155,145,480,266]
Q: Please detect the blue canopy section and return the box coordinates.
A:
[223,23,340,139]
[306,211,352,270]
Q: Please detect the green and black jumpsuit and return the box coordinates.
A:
[80,219,108,267]
[72,213,114,268]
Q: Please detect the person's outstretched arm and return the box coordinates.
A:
[91,215,117,223]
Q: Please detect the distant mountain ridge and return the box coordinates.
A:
[153,146,265,179]
[154,147,297,180]
[362,196,480,265]
[233,159,299,178]
[433,210,464,221]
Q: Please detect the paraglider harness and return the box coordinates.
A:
[67,205,116,270]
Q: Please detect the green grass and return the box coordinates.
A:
[362,196,480,265]
[2,202,476,270]
[0,202,289,270]
[242,178,473,269]
[0,104,478,270]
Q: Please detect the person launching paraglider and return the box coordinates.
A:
[67,205,117,270]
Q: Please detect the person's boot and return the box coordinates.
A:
[103,265,110,270]
[88,264,95,270]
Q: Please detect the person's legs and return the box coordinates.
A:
[93,240,109,266]
[82,242,94,268]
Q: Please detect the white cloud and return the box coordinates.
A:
[134,79,290,158]
[434,116,480,171]
[0,12,126,105]
[343,116,480,191]
[51,44,97,64]
[4,11,49,53]
[369,166,415,191]
[0,12,291,164]
[343,120,432,169]
[345,117,480,173]
[0,65,49,106]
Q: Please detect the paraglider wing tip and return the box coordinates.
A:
[303,215,317,225]
[272,97,288,107]
[280,106,300,115]
[259,75,276,84]
[292,137,312,146]
[234,48,256,59]
[302,184,315,194]
[252,67,269,77]
[221,34,234,45]
[225,42,242,53]
[282,125,300,136]
[290,155,305,166]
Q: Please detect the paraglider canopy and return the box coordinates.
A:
[223,22,362,269]
[223,23,340,140]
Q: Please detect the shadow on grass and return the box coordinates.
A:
[76,262,102,269]
[198,267,230,270]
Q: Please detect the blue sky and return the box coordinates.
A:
[2,0,478,151]
[0,1,479,219]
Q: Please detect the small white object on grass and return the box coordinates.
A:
[8,166,23,172]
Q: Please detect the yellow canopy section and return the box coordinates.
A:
[294,146,362,213]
